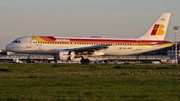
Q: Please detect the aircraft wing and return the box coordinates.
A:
[72,44,111,52]
[66,44,111,55]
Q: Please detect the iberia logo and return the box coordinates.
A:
[151,24,165,35]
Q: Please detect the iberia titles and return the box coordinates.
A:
[55,39,70,42]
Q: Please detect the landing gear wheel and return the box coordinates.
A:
[80,58,90,64]
[104,60,108,63]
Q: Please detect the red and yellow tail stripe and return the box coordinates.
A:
[31,36,172,47]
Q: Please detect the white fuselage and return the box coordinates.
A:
[6,36,172,56]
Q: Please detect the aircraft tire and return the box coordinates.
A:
[80,58,90,64]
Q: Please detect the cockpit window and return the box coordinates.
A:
[12,40,17,43]
[12,40,21,43]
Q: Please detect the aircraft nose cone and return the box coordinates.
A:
[5,44,11,51]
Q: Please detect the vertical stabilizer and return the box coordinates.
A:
[138,13,171,40]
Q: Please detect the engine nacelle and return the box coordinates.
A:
[58,50,75,61]
[12,58,19,63]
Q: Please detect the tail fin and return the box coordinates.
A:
[138,13,171,40]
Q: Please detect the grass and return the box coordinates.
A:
[0,64,180,101]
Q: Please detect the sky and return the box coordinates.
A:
[0,0,180,48]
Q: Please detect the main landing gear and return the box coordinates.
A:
[80,57,90,64]
[54,55,58,63]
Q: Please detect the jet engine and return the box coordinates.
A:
[12,58,20,63]
[58,50,75,61]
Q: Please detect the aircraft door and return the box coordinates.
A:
[136,40,142,50]
[26,38,32,48]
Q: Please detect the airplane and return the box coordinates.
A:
[6,13,173,64]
